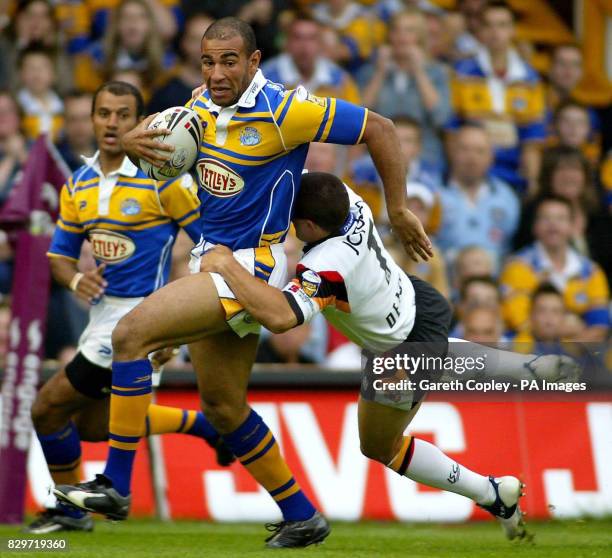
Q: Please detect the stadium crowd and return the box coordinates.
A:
[0,0,610,369]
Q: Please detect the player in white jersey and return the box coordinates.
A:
[200,172,531,541]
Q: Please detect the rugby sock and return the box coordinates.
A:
[146,405,220,445]
[104,359,153,497]
[388,436,495,505]
[37,422,86,518]
[222,409,316,521]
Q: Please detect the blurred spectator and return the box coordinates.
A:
[387,182,449,298]
[313,0,383,72]
[262,13,361,104]
[449,0,546,192]
[513,146,611,279]
[74,0,176,95]
[452,0,486,60]
[182,0,285,60]
[549,100,600,165]
[0,90,27,294]
[0,301,10,368]
[349,116,442,221]
[452,245,496,298]
[149,13,214,113]
[16,45,64,141]
[85,0,181,45]
[0,90,27,205]
[1,0,73,92]
[55,91,96,171]
[305,141,342,174]
[437,125,519,266]
[358,8,451,167]
[547,44,584,109]
[500,196,610,341]
[461,306,504,343]
[512,283,565,353]
[451,275,501,337]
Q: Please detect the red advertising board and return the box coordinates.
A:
[25,390,612,521]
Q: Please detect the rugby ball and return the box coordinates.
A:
[140,106,203,181]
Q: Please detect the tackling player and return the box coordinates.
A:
[54,19,432,548]
[198,172,532,540]
[27,81,232,534]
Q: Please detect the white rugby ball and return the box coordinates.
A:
[140,106,203,181]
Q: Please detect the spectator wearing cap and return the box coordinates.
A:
[262,13,361,104]
[448,0,546,192]
[387,182,449,298]
[437,124,519,267]
[500,196,610,341]
[358,8,451,168]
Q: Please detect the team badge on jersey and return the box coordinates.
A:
[301,269,322,297]
[120,198,141,216]
[90,229,136,263]
[239,127,262,146]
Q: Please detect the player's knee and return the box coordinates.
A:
[74,415,109,442]
[31,388,69,431]
[200,396,245,432]
[112,314,145,359]
[360,440,393,464]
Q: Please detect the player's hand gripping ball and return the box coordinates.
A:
[140,107,203,180]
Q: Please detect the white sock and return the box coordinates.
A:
[448,338,539,381]
[403,438,495,505]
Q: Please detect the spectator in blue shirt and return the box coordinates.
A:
[437,124,519,268]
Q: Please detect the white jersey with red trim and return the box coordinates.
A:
[282,187,416,353]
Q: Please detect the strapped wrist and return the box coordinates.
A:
[69,272,84,292]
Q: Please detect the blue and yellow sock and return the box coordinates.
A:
[146,405,220,446]
[222,409,316,521]
[37,422,85,518]
[104,359,152,497]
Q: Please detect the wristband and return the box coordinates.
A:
[69,272,84,292]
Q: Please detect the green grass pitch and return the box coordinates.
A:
[1,518,611,557]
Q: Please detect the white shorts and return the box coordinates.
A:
[190,239,287,337]
[78,295,143,368]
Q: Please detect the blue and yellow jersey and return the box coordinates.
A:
[448,50,547,189]
[500,244,610,332]
[17,89,64,142]
[187,70,368,250]
[261,54,361,105]
[47,154,201,298]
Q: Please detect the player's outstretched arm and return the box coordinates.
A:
[200,246,298,334]
[361,111,433,262]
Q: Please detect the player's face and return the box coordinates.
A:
[531,295,564,342]
[92,92,139,156]
[293,219,321,243]
[201,35,261,107]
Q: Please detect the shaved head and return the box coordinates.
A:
[203,17,257,56]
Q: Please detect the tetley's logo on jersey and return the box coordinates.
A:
[196,158,245,198]
[90,229,136,263]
